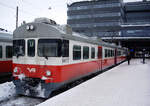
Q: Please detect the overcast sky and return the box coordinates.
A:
[0,0,143,32]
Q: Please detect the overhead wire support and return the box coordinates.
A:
[16,6,18,28]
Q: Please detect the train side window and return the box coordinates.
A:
[109,50,111,57]
[83,46,89,59]
[6,46,12,58]
[112,50,114,57]
[111,50,113,57]
[62,40,69,57]
[105,49,107,58]
[73,45,81,60]
[0,46,2,58]
[91,47,95,59]
[28,39,35,57]
[118,51,121,56]
[108,49,110,57]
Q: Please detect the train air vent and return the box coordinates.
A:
[34,18,56,25]
[61,25,72,35]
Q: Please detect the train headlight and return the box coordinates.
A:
[14,67,18,73]
[26,25,30,30]
[46,71,51,76]
[26,25,34,31]
[30,25,34,30]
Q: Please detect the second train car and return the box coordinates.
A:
[0,30,12,77]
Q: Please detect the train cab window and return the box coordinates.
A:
[83,46,89,59]
[73,45,81,60]
[0,46,2,58]
[13,40,25,57]
[6,46,12,58]
[62,40,69,57]
[38,39,61,57]
[28,39,35,57]
[91,47,95,59]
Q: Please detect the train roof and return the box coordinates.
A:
[0,31,12,42]
[13,19,126,49]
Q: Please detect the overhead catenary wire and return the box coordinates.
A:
[15,0,46,12]
[0,1,39,17]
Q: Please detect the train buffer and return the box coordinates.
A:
[38,59,150,106]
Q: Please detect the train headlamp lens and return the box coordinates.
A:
[14,67,18,73]
[46,71,51,76]
[26,25,30,30]
[26,25,34,31]
[30,25,34,30]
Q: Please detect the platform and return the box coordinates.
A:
[38,59,150,106]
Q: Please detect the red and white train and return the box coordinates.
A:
[13,18,127,98]
[0,30,12,77]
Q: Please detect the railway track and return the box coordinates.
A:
[0,95,45,106]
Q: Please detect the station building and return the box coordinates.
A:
[67,0,124,37]
[67,0,150,57]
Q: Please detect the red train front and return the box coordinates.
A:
[12,18,127,98]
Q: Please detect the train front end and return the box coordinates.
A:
[12,19,66,98]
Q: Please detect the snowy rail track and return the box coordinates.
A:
[0,95,45,106]
[0,82,45,106]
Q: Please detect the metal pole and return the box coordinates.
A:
[16,6,18,28]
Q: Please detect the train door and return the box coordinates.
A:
[98,46,102,71]
[62,40,69,64]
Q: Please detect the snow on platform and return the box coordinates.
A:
[38,59,150,106]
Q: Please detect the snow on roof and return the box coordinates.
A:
[0,31,13,40]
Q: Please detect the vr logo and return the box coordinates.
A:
[27,68,36,73]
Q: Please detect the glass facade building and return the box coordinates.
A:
[122,1,150,37]
[67,0,124,37]
[67,0,150,38]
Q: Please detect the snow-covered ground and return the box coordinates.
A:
[0,82,16,101]
[38,59,150,106]
[0,82,44,106]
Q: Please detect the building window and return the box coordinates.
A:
[6,46,12,58]
[0,46,2,58]
[91,47,95,59]
[73,45,81,60]
[83,46,89,59]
